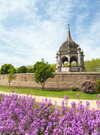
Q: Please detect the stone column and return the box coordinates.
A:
[78,48,83,72]
[56,52,62,72]
[80,51,85,71]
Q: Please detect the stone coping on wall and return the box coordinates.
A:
[0,72,100,76]
[55,72,100,75]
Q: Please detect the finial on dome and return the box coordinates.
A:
[68,24,70,31]
[67,24,72,41]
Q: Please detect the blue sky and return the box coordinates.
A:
[0,0,100,66]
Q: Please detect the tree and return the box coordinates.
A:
[33,60,55,89]
[0,64,16,74]
[27,66,34,73]
[50,64,56,72]
[7,65,16,87]
[17,66,27,73]
[8,73,16,87]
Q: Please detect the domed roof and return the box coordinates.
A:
[59,40,79,52]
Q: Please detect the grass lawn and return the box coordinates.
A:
[0,86,99,100]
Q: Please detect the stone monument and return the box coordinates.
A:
[56,25,85,72]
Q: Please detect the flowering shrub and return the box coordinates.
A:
[96,80,100,93]
[0,94,100,135]
[81,80,96,94]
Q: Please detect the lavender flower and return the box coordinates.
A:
[0,95,99,135]
[64,95,69,100]
[76,93,80,98]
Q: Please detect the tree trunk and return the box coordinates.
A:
[8,81,11,87]
[41,82,45,89]
[9,82,10,87]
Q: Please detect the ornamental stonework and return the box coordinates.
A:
[56,25,85,72]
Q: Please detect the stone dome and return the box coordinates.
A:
[59,40,79,52]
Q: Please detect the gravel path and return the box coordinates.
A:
[0,91,99,110]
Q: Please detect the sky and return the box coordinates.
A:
[0,0,100,67]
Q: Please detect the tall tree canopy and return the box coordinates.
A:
[33,60,55,89]
[0,64,16,74]
[17,66,27,73]
[26,66,34,73]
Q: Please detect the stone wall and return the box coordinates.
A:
[0,72,100,89]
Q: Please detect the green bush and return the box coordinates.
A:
[96,80,100,93]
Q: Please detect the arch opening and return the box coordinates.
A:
[70,56,78,66]
[61,56,69,67]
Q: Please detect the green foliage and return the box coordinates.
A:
[17,66,27,73]
[33,60,55,89]
[26,66,34,73]
[8,73,16,87]
[50,64,56,72]
[0,64,16,74]
[85,59,100,72]
[96,80,100,93]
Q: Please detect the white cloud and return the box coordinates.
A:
[0,20,66,66]
[0,0,100,67]
[70,1,100,61]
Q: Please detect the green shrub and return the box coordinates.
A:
[96,80,100,93]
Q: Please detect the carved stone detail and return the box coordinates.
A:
[56,25,85,72]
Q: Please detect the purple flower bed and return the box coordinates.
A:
[0,95,100,135]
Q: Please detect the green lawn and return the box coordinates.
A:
[0,86,99,100]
